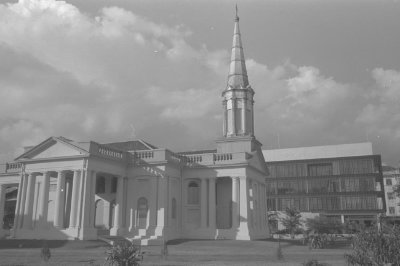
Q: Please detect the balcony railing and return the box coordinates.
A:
[6,162,22,173]
[90,142,126,161]
[131,149,248,167]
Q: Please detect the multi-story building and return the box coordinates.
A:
[263,142,385,229]
[382,165,400,223]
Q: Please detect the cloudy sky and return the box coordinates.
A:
[0,0,400,166]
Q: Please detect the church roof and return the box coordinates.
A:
[177,149,217,155]
[226,7,249,90]
[103,140,157,151]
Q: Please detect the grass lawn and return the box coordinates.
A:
[0,238,351,266]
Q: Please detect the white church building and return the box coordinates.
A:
[0,13,269,244]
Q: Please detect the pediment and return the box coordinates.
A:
[16,137,88,160]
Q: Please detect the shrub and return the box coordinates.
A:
[344,225,400,265]
[302,259,330,266]
[280,208,302,239]
[305,216,343,235]
[40,240,51,262]
[105,241,144,266]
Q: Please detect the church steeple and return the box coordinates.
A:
[222,7,255,138]
[227,5,249,90]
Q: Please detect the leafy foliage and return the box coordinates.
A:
[305,216,343,235]
[280,207,302,239]
[267,211,278,235]
[302,259,330,266]
[40,240,51,262]
[345,225,400,266]
[105,241,144,266]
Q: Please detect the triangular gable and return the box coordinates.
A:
[15,136,89,160]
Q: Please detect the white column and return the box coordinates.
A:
[157,175,166,227]
[112,176,124,234]
[54,171,66,228]
[0,185,6,236]
[80,170,93,228]
[223,102,227,136]
[200,178,207,228]
[242,100,246,134]
[69,170,81,228]
[149,177,158,227]
[238,176,249,228]
[39,172,50,228]
[23,173,36,229]
[232,99,236,134]
[122,177,128,228]
[208,178,216,229]
[232,177,239,229]
[13,173,25,231]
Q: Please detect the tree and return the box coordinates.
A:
[305,216,343,235]
[267,211,278,236]
[280,207,302,239]
[345,224,400,265]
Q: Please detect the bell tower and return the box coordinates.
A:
[217,7,261,153]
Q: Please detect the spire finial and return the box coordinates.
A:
[235,4,239,21]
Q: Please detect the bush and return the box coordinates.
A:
[40,240,51,262]
[280,208,302,239]
[105,241,144,266]
[302,259,330,266]
[344,225,400,265]
[305,216,343,235]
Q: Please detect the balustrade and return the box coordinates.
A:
[6,162,22,173]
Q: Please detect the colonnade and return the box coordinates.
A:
[14,170,82,231]
[11,169,127,239]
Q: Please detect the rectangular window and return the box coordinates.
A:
[308,163,333,176]
[386,179,393,186]
[339,158,374,174]
[388,192,395,200]
[389,207,395,214]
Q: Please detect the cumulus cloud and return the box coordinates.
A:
[0,0,399,166]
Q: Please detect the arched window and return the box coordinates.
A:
[188,181,199,205]
[96,176,105,194]
[171,198,177,219]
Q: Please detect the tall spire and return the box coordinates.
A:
[227,5,249,90]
